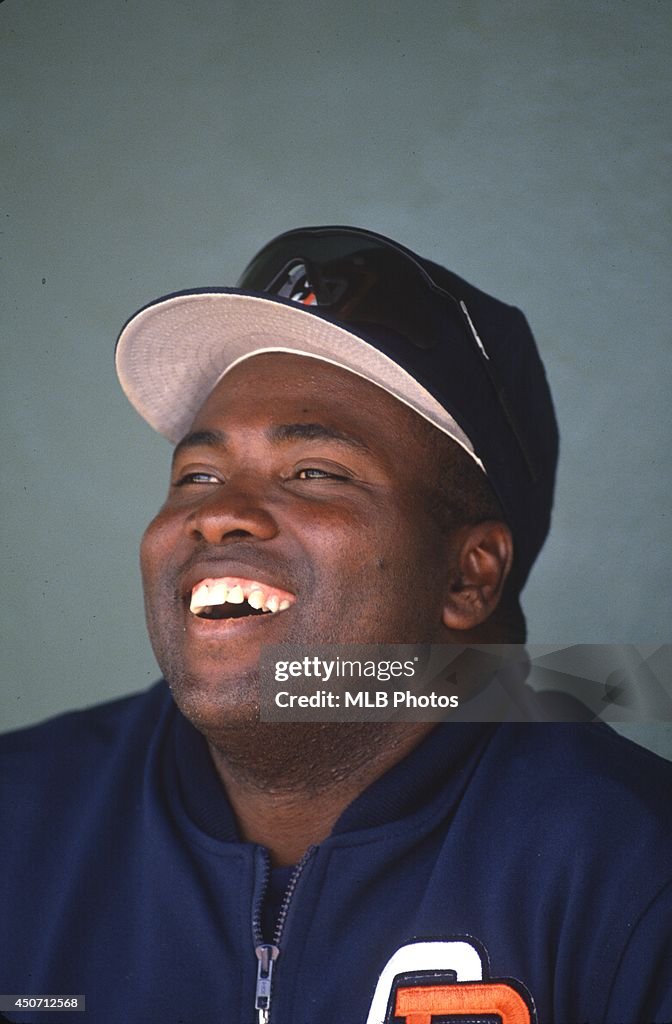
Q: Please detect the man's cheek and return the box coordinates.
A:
[139,511,172,580]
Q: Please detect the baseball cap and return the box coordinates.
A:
[115,225,558,587]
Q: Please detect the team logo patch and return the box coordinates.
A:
[269,260,319,305]
[267,258,349,308]
[366,940,536,1024]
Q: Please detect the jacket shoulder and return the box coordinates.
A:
[0,681,172,787]
[481,722,672,839]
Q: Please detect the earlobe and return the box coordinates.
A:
[441,521,514,632]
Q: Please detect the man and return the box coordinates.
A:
[1,226,671,1024]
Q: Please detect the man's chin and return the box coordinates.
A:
[165,667,262,735]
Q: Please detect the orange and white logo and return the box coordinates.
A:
[366,940,535,1024]
[271,261,319,305]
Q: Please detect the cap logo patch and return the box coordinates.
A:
[270,260,318,306]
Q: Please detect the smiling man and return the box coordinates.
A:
[1,227,671,1024]
[138,350,516,866]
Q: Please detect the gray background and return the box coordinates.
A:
[2,1,671,756]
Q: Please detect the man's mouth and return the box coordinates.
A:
[188,576,296,620]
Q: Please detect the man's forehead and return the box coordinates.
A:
[188,352,428,429]
[177,352,442,457]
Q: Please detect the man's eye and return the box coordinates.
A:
[296,467,349,481]
[173,471,220,486]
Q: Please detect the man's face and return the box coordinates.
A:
[140,353,455,729]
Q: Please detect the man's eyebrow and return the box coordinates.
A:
[268,423,371,453]
[171,423,372,462]
[172,429,227,463]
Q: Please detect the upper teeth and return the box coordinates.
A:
[189,577,294,615]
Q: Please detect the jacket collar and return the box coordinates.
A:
[171,704,493,844]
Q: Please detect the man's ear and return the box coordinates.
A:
[441,521,514,631]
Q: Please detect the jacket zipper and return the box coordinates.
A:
[252,845,316,1024]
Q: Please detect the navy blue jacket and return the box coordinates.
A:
[1,681,671,1023]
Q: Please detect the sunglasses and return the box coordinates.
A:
[237,225,469,351]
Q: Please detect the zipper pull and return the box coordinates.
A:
[255,943,279,1023]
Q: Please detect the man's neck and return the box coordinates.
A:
[206,722,435,866]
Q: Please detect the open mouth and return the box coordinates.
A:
[189,576,295,621]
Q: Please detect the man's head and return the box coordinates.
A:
[117,226,558,589]
[138,353,515,730]
[116,225,558,732]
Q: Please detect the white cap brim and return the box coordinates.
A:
[115,290,482,467]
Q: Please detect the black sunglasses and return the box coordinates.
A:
[237,225,469,352]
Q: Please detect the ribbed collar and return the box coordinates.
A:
[332,722,494,834]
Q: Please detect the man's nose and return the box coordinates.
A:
[185,477,279,544]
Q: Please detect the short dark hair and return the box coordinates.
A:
[422,424,527,643]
